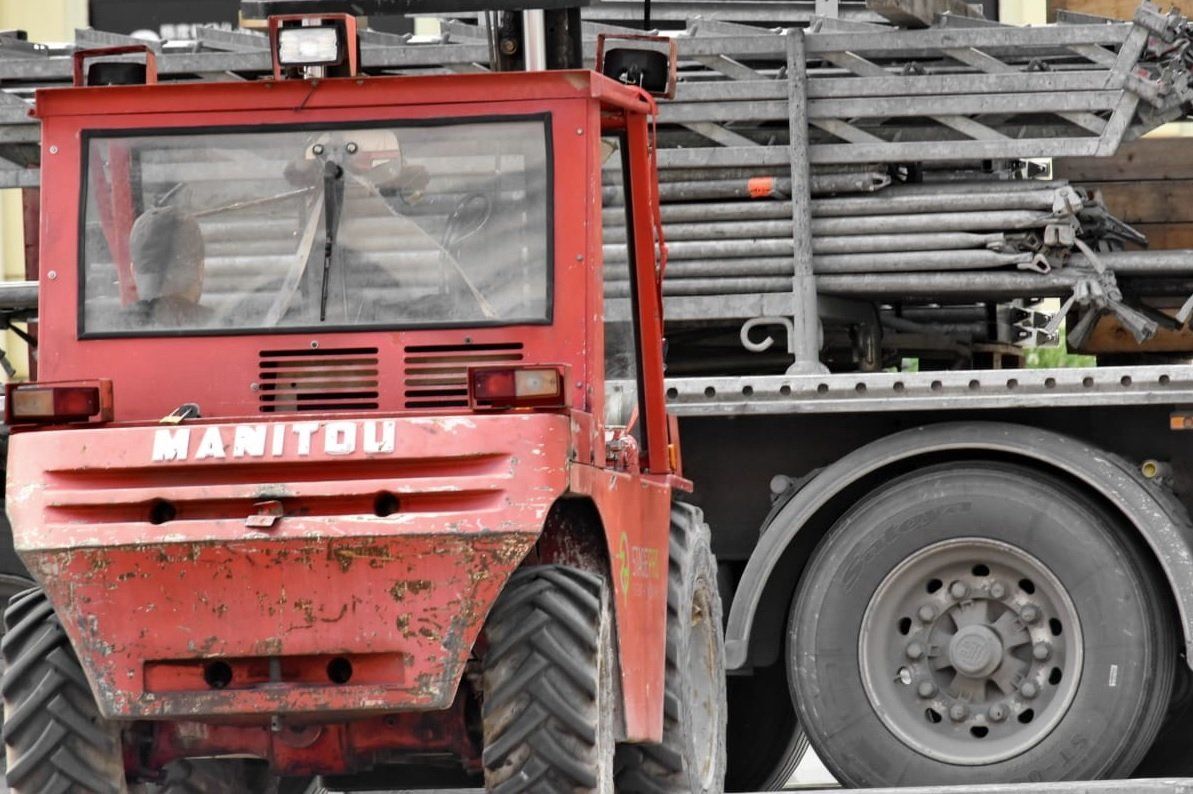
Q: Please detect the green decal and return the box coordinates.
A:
[617,532,632,595]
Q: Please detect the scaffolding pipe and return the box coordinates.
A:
[604,271,1085,299]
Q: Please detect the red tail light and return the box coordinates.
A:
[469,366,565,410]
[5,381,113,425]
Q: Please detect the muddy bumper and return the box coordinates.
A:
[6,413,571,719]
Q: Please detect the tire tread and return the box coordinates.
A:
[616,503,727,794]
[482,566,610,794]
[2,587,124,794]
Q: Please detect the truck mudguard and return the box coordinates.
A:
[724,421,1193,670]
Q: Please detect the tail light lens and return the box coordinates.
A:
[5,381,113,425]
[470,366,565,410]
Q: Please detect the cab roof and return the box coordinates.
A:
[34,68,652,120]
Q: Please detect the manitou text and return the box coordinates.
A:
[150,420,398,462]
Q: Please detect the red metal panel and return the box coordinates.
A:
[624,111,672,476]
[8,413,570,718]
[34,70,642,120]
[569,463,671,742]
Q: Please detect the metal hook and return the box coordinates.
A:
[741,317,795,354]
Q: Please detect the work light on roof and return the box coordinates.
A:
[267,14,358,78]
[277,26,341,66]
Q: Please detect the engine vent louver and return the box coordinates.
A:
[403,342,524,409]
[258,347,380,413]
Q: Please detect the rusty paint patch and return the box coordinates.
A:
[388,579,433,602]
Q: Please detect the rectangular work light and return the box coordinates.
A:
[277,26,342,67]
[268,14,358,78]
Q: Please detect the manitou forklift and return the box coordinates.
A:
[0,3,726,791]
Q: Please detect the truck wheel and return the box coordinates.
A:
[2,587,127,794]
[617,503,727,794]
[482,566,614,794]
[790,462,1175,786]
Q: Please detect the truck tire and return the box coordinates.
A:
[725,660,807,791]
[616,503,727,794]
[2,587,127,794]
[482,566,614,794]
[789,462,1175,787]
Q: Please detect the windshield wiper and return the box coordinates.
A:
[319,159,345,322]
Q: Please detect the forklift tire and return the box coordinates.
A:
[0,572,33,786]
[482,566,614,794]
[616,503,727,794]
[789,462,1175,787]
[2,587,127,794]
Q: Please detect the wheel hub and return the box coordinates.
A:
[947,625,1003,678]
[859,538,1083,766]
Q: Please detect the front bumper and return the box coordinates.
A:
[7,413,571,719]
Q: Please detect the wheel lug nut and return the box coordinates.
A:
[917,680,937,698]
[989,581,1007,599]
[1020,605,1039,623]
[988,704,1007,722]
[906,641,925,660]
[949,581,969,599]
[1032,642,1051,661]
[1019,681,1039,699]
[918,605,937,622]
[949,703,968,722]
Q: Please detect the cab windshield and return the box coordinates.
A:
[80,118,552,336]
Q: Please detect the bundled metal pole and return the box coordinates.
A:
[604,271,1085,299]
[1069,250,1193,275]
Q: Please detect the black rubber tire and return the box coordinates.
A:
[789,462,1175,787]
[482,566,614,794]
[724,659,808,791]
[2,587,127,794]
[1133,669,1193,777]
[616,503,727,794]
[0,572,34,789]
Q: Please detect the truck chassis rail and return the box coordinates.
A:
[637,363,1193,416]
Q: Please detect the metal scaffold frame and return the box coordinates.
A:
[0,2,1185,182]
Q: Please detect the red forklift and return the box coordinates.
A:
[0,3,726,790]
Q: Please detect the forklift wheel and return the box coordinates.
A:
[2,587,127,794]
[0,572,33,787]
[616,503,727,794]
[482,566,615,794]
